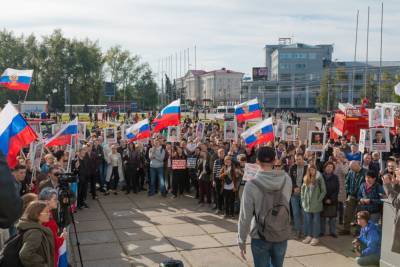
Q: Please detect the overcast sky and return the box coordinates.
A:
[1,0,399,79]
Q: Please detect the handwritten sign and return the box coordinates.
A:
[172,159,187,170]
[243,163,259,181]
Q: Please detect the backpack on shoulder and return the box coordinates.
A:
[0,230,27,267]
[252,179,291,242]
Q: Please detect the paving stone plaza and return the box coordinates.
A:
[71,192,360,267]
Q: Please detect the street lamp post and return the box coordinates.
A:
[68,76,73,119]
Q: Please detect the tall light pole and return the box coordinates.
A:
[378,2,384,102]
[68,75,73,119]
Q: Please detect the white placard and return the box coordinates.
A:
[368,108,382,128]
[308,131,326,152]
[167,126,180,143]
[224,121,237,141]
[282,123,297,141]
[359,129,371,153]
[381,107,394,127]
[243,163,259,181]
[370,128,390,152]
[195,122,205,140]
[104,127,117,144]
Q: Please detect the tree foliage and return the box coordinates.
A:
[0,29,158,111]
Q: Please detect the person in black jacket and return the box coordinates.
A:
[320,161,340,237]
[123,143,140,194]
[0,151,23,229]
[289,153,308,238]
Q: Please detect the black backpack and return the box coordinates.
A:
[0,230,27,267]
[159,259,184,267]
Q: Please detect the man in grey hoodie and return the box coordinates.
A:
[238,146,292,267]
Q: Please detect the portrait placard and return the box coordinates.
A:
[308,131,325,152]
[370,128,390,152]
[104,128,117,144]
[282,124,297,141]
[224,121,237,141]
[167,126,180,143]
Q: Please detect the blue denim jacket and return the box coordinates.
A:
[357,182,384,214]
[359,222,381,256]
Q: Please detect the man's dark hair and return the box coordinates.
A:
[257,147,276,163]
[12,164,26,172]
[375,130,382,135]
[366,170,377,179]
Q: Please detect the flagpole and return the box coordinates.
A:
[23,89,29,102]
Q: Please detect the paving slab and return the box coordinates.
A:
[110,218,154,229]
[286,239,332,257]
[122,237,177,256]
[212,232,239,246]
[71,230,117,245]
[157,223,206,237]
[181,247,246,267]
[98,195,132,203]
[74,242,125,261]
[116,226,164,242]
[149,214,193,225]
[75,219,112,233]
[140,207,181,218]
[74,210,108,221]
[295,252,359,267]
[185,212,224,223]
[227,244,254,265]
[76,258,132,267]
[166,235,222,250]
[105,209,148,219]
[197,219,238,234]
[101,202,140,211]
[126,252,191,267]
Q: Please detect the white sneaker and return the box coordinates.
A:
[302,236,312,244]
[310,238,319,246]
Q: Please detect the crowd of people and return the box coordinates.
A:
[1,110,400,267]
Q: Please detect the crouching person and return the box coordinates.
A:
[353,211,381,266]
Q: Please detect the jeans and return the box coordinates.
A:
[251,239,287,267]
[356,254,380,266]
[304,212,321,238]
[98,161,106,189]
[290,194,304,234]
[320,216,336,235]
[149,167,166,195]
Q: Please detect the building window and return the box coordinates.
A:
[279,74,291,81]
[295,63,306,69]
[309,53,317,59]
[309,98,316,105]
[280,98,291,105]
[355,74,363,80]
[280,53,292,59]
[280,63,290,70]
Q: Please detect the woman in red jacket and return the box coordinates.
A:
[39,187,67,267]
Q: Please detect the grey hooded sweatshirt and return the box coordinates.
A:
[238,169,292,250]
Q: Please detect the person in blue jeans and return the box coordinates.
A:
[354,211,381,266]
[289,153,308,238]
[238,147,292,267]
[301,164,326,246]
[148,139,166,197]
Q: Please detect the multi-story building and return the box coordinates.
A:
[176,68,244,106]
[243,39,400,111]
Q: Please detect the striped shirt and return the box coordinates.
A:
[213,159,224,180]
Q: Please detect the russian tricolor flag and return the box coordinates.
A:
[234,98,262,122]
[57,239,68,267]
[152,99,180,132]
[45,119,78,147]
[0,102,38,168]
[241,117,275,148]
[0,68,33,92]
[126,118,151,141]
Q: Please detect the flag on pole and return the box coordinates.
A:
[241,117,274,148]
[0,68,33,92]
[234,98,262,122]
[152,99,181,132]
[395,82,400,96]
[45,119,78,147]
[126,119,151,142]
[57,239,68,267]
[0,102,38,168]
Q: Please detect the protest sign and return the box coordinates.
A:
[308,131,325,152]
[172,159,187,170]
[370,128,390,152]
[243,163,259,181]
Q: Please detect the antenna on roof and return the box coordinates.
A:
[278,37,292,45]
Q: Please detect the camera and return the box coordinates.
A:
[58,172,78,185]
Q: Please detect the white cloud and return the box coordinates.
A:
[0,0,399,78]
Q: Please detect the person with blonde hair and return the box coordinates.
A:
[301,164,326,246]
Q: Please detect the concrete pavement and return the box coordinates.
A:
[70,192,359,267]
